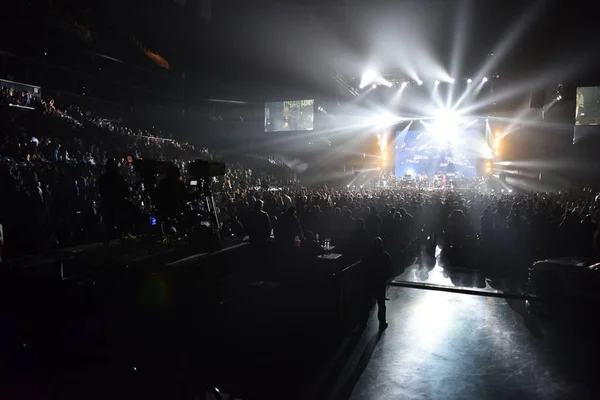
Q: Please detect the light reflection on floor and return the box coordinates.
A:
[347,287,588,400]
[394,245,497,291]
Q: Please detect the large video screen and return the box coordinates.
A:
[264,99,314,132]
[395,129,480,178]
[576,86,600,126]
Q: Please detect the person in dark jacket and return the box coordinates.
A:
[363,237,393,330]
[275,207,303,246]
[246,200,271,244]
[365,206,382,239]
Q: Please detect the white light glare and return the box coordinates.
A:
[417,79,423,86]
[435,80,440,85]
[401,81,408,88]
[360,68,378,89]
[467,78,472,83]
[449,78,455,83]
[483,77,488,83]
[372,83,377,89]
[407,169,415,176]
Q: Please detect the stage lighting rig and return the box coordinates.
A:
[551,83,564,101]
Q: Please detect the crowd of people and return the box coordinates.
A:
[0,84,293,259]
[3,81,600,272]
[226,185,600,264]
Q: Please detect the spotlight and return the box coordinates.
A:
[435,80,440,85]
[449,78,455,83]
[467,78,472,83]
[557,95,562,101]
[372,83,377,89]
[417,80,423,86]
[360,68,378,89]
[483,77,488,83]
[494,131,501,137]
[401,81,408,88]
[495,151,500,156]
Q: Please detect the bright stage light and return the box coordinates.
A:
[417,80,423,86]
[360,68,378,89]
[483,77,488,83]
[401,81,408,88]
[382,152,388,160]
[449,78,455,83]
[375,113,401,128]
[435,80,440,85]
[434,108,460,127]
[429,108,462,143]
[407,169,415,176]
[371,83,377,89]
[467,78,472,83]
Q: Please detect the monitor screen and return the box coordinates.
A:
[575,86,600,126]
[395,129,481,179]
[264,99,314,132]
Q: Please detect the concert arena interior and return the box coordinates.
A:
[3,1,600,399]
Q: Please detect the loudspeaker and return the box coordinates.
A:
[530,89,545,108]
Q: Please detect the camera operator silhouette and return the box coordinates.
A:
[155,164,191,226]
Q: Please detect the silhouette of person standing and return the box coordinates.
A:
[363,237,393,330]
[98,159,129,244]
[247,200,271,244]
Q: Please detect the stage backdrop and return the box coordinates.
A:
[395,129,480,178]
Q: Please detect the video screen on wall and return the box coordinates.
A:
[264,99,314,132]
[395,130,480,178]
[575,86,600,126]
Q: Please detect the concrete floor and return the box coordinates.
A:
[333,285,597,400]
[319,245,599,400]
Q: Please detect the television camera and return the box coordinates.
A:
[127,156,227,251]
